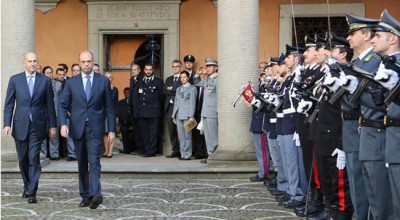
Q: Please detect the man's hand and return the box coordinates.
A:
[339,75,359,94]
[108,132,115,144]
[172,118,177,125]
[60,125,69,138]
[293,65,304,83]
[293,132,301,147]
[332,148,346,170]
[374,63,399,90]
[49,128,56,138]
[3,126,11,136]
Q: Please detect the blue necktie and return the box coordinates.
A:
[85,75,91,101]
[28,75,34,97]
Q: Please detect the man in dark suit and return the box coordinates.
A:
[118,87,135,154]
[132,63,164,157]
[129,63,143,154]
[3,52,57,204]
[164,60,182,158]
[58,50,115,209]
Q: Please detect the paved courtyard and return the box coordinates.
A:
[1,178,302,219]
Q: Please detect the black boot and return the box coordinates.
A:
[336,211,353,220]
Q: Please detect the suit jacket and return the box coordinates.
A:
[196,74,218,118]
[118,98,132,127]
[172,85,197,120]
[58,73,116,139]
[132,75,164,118]
[3,72,57,141]
[52,79,63,117]
[129,75,142,118]
[163,75,181,112]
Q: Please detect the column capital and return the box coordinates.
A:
[35,0,61,13]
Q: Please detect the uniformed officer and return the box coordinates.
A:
[183,54,196,84]
[340,13,394,220]
[194,57,218,164]
[371,9,400,218]
[132,63,164,157]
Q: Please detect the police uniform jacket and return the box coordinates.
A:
[282,74,298,135]
[133,75,164,118]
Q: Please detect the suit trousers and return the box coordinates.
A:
[202,117,218,155]
[73,123,103,198]
[362,160,395,220]
[48,121,60,158]
[120,124,135,153]
[176,119,193,159]
[15,121,43,196]
[66,119,76,158]
[132,118,143,154]
[138,117,160,155]
[166,106,180,153]
[283,134,307,201]
[253,133,268,179]
[192,114,207,157]
[388,163,400,218]
[345,151,370,220]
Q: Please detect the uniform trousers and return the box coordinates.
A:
[132,118,143,154]
[176,119,193,159]
[120,124,135,153]
[73,123,103,199]
[283,134,307,201]
[266,132,279,172]
[15,121,42,196]
[202,117,218,154]
[362,160,394,219]
[277,135,289,192]
[138,117,160,155]
[253,133,268,179]
[388,164,400,218]
[315,153,353,214]
[269,135,287,192]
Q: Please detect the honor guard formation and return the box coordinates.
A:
[245,9,400,220]
[3,7,400,220]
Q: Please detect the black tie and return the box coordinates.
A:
[145,78,149,84]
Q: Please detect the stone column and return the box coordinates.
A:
[208,0,259,167]
[1,0,35,168]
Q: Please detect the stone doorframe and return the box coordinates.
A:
[279,3,365,53]
[85,0,181,79]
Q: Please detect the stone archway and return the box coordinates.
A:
[85,0,181,80]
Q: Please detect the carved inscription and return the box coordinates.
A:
[94,4,171,20]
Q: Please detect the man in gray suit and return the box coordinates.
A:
[195,57,218,163]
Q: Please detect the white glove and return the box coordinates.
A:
[332,148,346,170]
[293,132,301,147]
[326,57,338,66]
[323,73,341,92]
[267,94,279,106]
[339,75,359,94]
[293,65,304,83]
[374,63,399,90]
[262,92,270,100]
[296,99,313,114]
[250,97,261,109]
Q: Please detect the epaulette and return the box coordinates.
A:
[364,53,381,62]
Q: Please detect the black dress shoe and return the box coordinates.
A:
[250,175,266,182]
[178,157,184,160]
[284,199,305,208]
[141,154,155,157]
[50,157,59,161]
[194,155,208,159]
[28,196,37,203]
[271,189,285,196]
[166,152,181,158]
[183,158,191,160]
[79,197,90,207]
[200,159,207,164]
[67,157,77,161]
[22,191,29,198]
[89,194,103,209]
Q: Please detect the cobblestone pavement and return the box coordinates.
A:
[1,178,303,220]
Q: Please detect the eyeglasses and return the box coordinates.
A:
[172,65,181,68]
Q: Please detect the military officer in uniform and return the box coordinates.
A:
[340,14,394,219]
[183,54,196,84]
[132,63,164,157]
[194,57,218,164]
[164,60,182,158]
[371,9,400,218]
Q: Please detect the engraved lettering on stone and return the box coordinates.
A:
[94,4,171,20]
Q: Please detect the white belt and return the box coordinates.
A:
[276,113,284,118]
[270,118,277,123]
[283,108,296,114]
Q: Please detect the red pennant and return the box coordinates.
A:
[241,83,255,104]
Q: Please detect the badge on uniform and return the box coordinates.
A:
[138,88,143,94]
[151,86,156,93]
[167,86,173,90]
